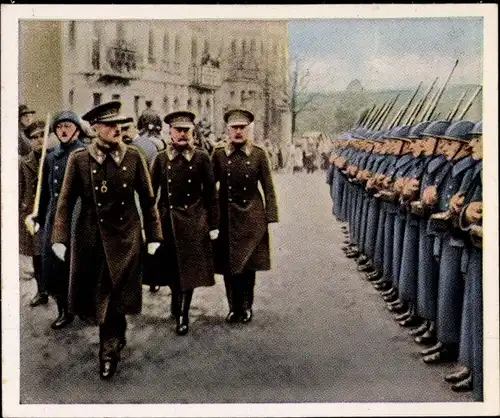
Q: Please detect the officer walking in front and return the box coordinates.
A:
[149,110,219,335]
[212,108,279,323]
[50,101,163,379]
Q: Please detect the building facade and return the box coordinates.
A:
[19,20,292,144]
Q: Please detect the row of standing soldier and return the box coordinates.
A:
[20,102,278,380]
[327,118,483,401]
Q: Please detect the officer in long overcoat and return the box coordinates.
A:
[27,111,86,328]
[148,110,219,335]
[212,109,279,324]
[51,101,163,379]
[19,120,46,306]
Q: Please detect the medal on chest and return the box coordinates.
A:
[100,180,108,194]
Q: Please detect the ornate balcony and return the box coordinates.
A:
[97,40,142,85]
[190,64,222,90]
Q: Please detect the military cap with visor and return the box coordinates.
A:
[224,108,254,127]
[82,101,131,125]
[164,110,196,128]
[19,104,36,117]
[25,120,46,139]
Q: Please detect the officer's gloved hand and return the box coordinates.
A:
[52,243,67,261]
[147,242,161,255]
[24,214,40,236]
[209,229,219,240]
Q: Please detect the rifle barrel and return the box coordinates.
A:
[32,113,51,218]
[446,90,468,121]
[412,77,439,124]
[456,85,482,120]
[426,59,460,121]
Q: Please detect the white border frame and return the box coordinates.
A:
[2,4,498,417]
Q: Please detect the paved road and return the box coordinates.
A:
[19,171,472,404]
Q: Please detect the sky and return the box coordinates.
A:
[288,18,483,93]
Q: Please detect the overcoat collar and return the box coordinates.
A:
[452,156,476,177]
[166,143,194,162]
[427,155,447,174]
[224,140,254,157]
[88,140,127,166]
[53,139,84,158]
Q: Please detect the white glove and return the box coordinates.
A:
[52,243,67,261]
[25,214,40,236]
[147,242,161,255]
[209,229,219,240]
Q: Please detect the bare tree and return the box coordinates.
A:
[288,58,319,136]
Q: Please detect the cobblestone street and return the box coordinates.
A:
[19,171,472,404]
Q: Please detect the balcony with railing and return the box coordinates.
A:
[190,64,222,90]
[96,40,142,85]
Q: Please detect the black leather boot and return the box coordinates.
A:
[366,270,382,281]
[241,273,255,324]
[51,298,74,330]
[445,365,470,383]
[224,276,240,323]
[30,292,49,307]
[170,289,180,319]
[408,320,429,336]
[451,375,473,392]
[175,290,193,335]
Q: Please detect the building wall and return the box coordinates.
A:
[19,20,63,118]
[20,20,291,145]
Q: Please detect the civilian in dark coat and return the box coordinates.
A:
[51,101,162,379]
[211,108,279,324]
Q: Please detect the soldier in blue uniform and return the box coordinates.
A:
[442,121,482,393]
[392,120,451,328]
[26,111,86,329]
[419,120,478,364]
[379,122,432,306]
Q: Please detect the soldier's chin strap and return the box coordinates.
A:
[58,128,80,145]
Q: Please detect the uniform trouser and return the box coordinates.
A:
[416,220,439,321]
[458,271,473,368]
[398,219,420,304]
[383,210,396,283]
[340,177,349,222]
[373,203,387,273]
[392,214,406,288]
[469,247,483,401]
[224,271,256,313]
[359,193,370,254]
[365,198,379,260]
[99,297,127,362]
[354,186,364,245]
[33,255,45,294]
[436,234,465,345]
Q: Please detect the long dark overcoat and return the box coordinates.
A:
[51,142,163,324]
[211,141,279,275]
[19,151,42,256]
[39,140,85,295]
[147,145,219,291]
